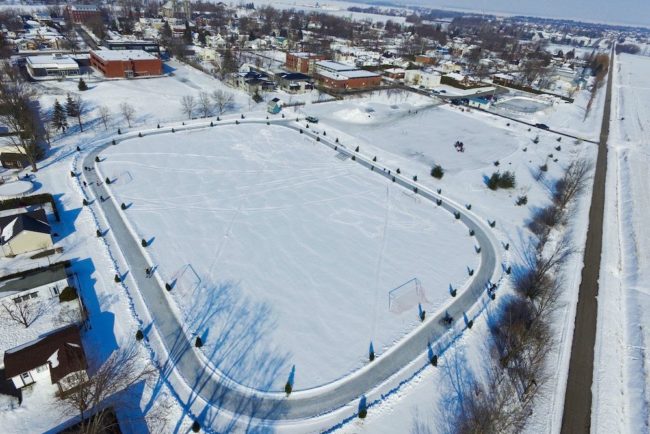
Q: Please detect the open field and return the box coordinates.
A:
[100,123,476,390]
[594,52,650,434]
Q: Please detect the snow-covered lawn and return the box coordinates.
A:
[296,89,597,433]
[489,85,606,142]
[100,123,477,390]
[34,59,255,128]
[0,297,80,357]
[594,52,650,434]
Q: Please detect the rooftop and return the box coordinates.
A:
[315,60,357,72]
[0,262,69,297]
[70,4,99,12]
[91,49,158,62]
[4,325,86,384]
[26,55,79,70]
[0,209,50,244]
[317,68,380,81]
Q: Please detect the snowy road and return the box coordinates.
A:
[561,47,614,434]
[79,118,503,423]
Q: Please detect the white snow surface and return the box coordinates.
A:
[593,52,650,434]
[101,123,476,390]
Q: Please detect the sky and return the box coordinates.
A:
[388,0,650,27]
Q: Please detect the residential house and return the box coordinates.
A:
[276,72,313,93]
[404,69,442,88]
[0,262,70,304]
[3,325,87,392]
[231,70,275,94]
[384,68,405,80]
[415,54,438,65]
[0,209,52,257]
[0,152,30,170]
[437,60,462,74]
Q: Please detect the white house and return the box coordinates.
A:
[0,262,70,304]
[404,69,442,88]
[0,209,53,257]
[3,325,87,392]
[196,46,217,62]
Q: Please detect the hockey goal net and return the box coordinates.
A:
[388,278,428,314]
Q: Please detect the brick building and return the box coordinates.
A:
[90,49,163,78]
[314,61,382,90]
[66,5,101,24]
[285,52,326,74]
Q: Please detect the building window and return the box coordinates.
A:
[51,286,60,296]
[21,372,30,379]
[13,297,21,304]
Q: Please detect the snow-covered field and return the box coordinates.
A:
[0,51,605,432]
[100,123,476,390]
[34,60,256,128]
[297,91,598,433]
[487,85,606,142]
[594,52,650,433]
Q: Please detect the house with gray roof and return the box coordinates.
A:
[0,209,52,257]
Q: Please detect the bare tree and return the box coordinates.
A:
[211,89,234,115]
[197,92,213,118]
[57,345,154,434]
[180,95,196,119]
[119,102,135,127]
[553,159,593,209]
[440,348,533,434]
[98,105,111,130]
[0,62,43,171]
[1,299,46,328]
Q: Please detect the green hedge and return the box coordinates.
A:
[59,286,78,302]
[0,193,60,221]
[0,261,70,283]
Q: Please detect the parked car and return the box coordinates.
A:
[535,123,550,130]
[306,116,319,123]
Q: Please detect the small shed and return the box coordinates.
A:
[267,97,283,114]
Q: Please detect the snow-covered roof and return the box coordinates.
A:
[445,72,466,82]
[0,209,50,244]
[91,49,158,62]
[0,262,69,297]
[317,68,380,81]
[26,55,79,70]
[315,60,357,72]
[493,73,515,81]
[4,325,86,384]
[70,4,99,12]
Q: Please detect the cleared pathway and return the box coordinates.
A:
[80,118,503,421]
[560,46,615,433]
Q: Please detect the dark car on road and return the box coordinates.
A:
[535,123,550,130]
[306,116,319,123]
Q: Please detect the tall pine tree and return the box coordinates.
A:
[52,99,68,132]
[65,94,83,132]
